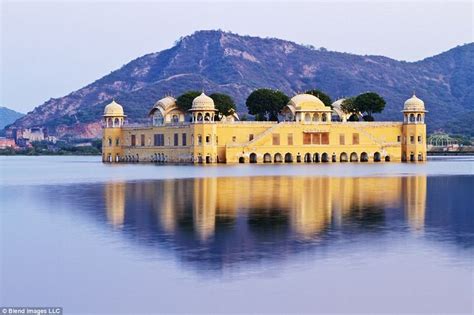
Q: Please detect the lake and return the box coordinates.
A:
[0,156,473,314]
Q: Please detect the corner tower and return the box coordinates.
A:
[189,93,218,163]
[402,94,427,162]
[102,100,126,163]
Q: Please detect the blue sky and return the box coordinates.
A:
[1,0,473,113]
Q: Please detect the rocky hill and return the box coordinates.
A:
[0,107,24,130]
[7,30,474,138]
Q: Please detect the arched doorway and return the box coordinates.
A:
[313,153,320,163]
[284,153,293,163]
[410,153,415,162]
[274,153,283,163]
[374,152,381,162]
[360,152,369,162]
[350,152,358,162]
[304,153,311,163]
[321,153,329,162]
[385,156,391,162]
[239,157,245,163]
[340,152,348,162]
[418,153,423,161]
[206,155,211,164]
[250,153,257,163]
[263,153,272,163]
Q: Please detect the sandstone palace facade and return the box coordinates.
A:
[101,92,427,164]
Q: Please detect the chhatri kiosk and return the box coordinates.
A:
[102,92,427,164]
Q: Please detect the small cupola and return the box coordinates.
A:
[189,92,217,122]
[103,100,126,128]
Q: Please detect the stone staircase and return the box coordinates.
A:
[226,123,280,148]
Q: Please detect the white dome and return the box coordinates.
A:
[103,100,125,117]
[331,98,345,109]
[155,96,176,110]
[191,92,216,111]
[403,94,425,112]
[288,94,327,111]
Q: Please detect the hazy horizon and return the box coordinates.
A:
[2,0,473,113]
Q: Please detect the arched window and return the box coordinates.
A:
[410,114,415,122]
[417,114,422,122]
[197,113,203,121]
[304,113,311,122]
[322,113,327,122]
[108,138,112,146]
[172,114,179,123]
[197,135,202,144]
[153,111,164,126]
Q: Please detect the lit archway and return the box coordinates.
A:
[340,152,348,162]
[263,153,272,163]
[274,153,283,163]
[350,152,358,162]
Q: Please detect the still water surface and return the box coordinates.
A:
[0,156,473,314]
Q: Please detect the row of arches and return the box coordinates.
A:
[403,152,424,162]
[404,113,425,124]
[239,152,389,164]
[104,117,124,128]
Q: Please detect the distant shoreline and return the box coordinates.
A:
[427,151,474,156]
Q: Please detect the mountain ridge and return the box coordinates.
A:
[0,106,24,130]
[7,30,474,138]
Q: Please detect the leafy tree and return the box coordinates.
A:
[353,92,386,120]
[305,89,332,107]
[176,91,201,111]
[210,93,236,116]
[340,97,357,115]
[246,89,289,121]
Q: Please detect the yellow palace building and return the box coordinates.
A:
[102,92,427,164]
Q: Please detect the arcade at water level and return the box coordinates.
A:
[102,93,427,164]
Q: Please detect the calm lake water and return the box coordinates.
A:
[0,156,473,314]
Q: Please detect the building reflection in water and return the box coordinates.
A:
[104,182,126,228]
[103,176,427,269]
